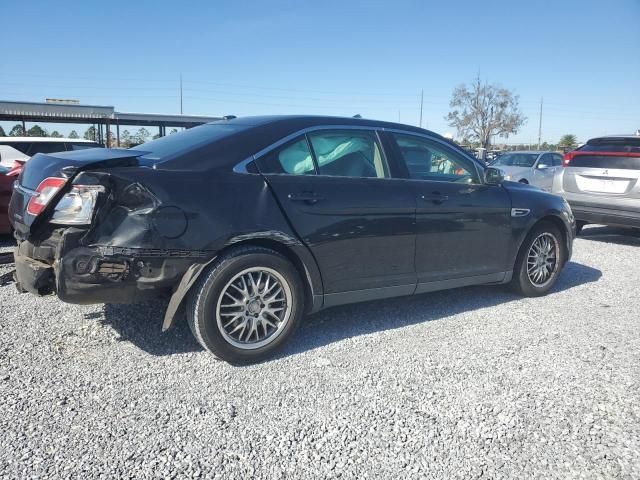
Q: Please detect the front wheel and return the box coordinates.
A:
[511,222,565,297]
[186,246,304,364]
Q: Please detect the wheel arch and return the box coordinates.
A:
[223,237,323,316]
[514,214,571,269]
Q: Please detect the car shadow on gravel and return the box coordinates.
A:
[99,261,601,359]
[101,301,202,356]
[579,226,640,247]
[275,261,602,360]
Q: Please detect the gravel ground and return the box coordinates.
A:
[0,227,639,479]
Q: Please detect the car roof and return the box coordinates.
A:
[587,135,640,142]
[206,114,450,140]
[0,137,97,143]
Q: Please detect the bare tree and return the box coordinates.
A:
[446,77,526,148]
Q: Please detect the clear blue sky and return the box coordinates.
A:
[1,0,638,144]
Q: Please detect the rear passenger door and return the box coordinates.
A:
[256,128,417,301]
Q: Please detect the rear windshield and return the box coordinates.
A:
[570,155,640,170]
[579,138,640,153]
[131,123,249,161]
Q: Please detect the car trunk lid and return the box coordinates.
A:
[9,148,151,237]
[562,151,640,198]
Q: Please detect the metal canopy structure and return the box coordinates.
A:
[0,100,222,147]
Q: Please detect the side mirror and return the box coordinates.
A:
[484,167,504,185]
[537,163,549,169]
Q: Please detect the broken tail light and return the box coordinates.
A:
[50,184,105,225]
[26,177,67,216]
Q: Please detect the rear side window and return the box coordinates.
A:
[307,130,388,178]
[66,142,101,151]
[392,133,479,183]
[28,142,67,155]
[5,142,31,155]
[260,137,315,175]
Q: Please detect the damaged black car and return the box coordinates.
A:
[9,116,575,364]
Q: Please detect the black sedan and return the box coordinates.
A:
[9,116,575,363]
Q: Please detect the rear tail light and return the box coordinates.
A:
[562,152,575,167]
[50,185,105,225]
[26,177,67,216]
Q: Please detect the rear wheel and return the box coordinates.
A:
[187,246,304,364]
[511,222,565,297]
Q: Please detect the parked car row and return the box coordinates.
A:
[2,118,637,364]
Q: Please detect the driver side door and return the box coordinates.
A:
[385,132,512,290]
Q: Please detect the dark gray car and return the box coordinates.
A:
[552,134,640,234]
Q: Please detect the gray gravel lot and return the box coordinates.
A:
[0,227,639,479]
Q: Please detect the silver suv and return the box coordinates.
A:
[552,134,640,234]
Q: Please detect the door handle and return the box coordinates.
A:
[288,192,325,204]
[421,192,449,204]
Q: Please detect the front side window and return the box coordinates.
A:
[537,154,553,168]
[392,133,479,183]
[260,137,315,175]
[552,154,563,166]
[307,130,388,178]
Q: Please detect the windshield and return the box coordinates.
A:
[131,123,249,161]
[491,153,539,167]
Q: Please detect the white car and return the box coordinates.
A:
[0,137,101,167]
[490,151,563,191]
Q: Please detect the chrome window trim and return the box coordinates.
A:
[384,128,485,185]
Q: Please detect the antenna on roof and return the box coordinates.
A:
[223,115,237,120]
[352,114,362,119]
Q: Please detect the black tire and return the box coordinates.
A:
[511,222,565,297]
[575,221,587,236]
[186,246,304,364]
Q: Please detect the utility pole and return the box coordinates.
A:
[179,73,183,115]
[537,97,543,149]
[419,89,424,128]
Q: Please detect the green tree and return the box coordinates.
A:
[133,127,150,144]
[84,126,97,141]
[27,125,48,137]
[50,130,63,138]
[119,129,131,147]
[446,77,526,148]
[68,130,79,139]
[558,134,577,151]
[9,124,25,136]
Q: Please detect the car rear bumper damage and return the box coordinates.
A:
[568,202,640,228]
[13,229,211,305]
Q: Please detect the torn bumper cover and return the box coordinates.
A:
[14,236,211,305]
